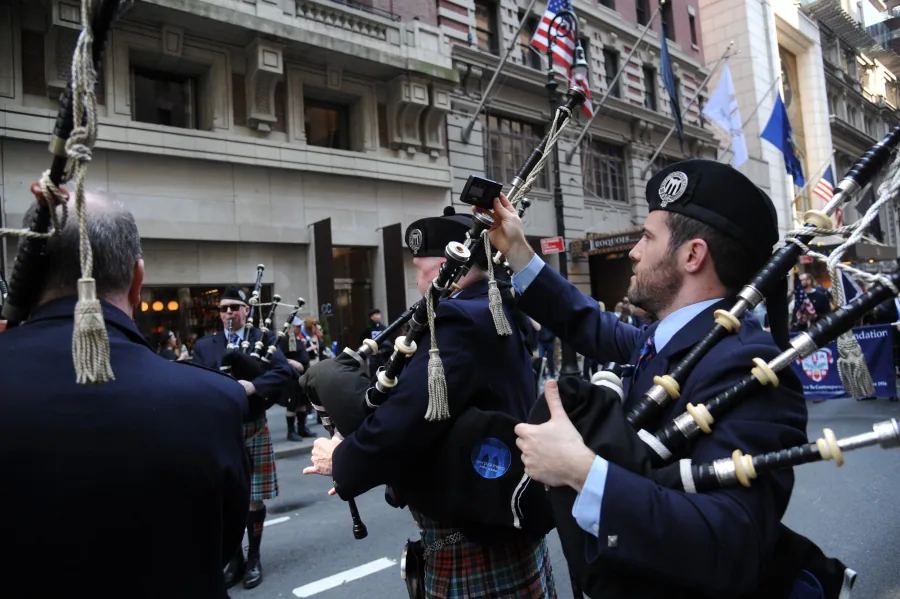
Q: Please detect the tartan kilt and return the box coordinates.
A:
[415,512,556,599]
[244,417,278,502]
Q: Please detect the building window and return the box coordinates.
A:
[636,0,650,25]
[582,140,627,202]
[847,105,857,127]
[643,66,657,111]
[689,13,698,46]
[599,0,615,9]
[474,0,499,54]
[483,114,547,190]
[518,12,542,69]
[131,67,199,129]
[603,48,620,98]
[305,98,351,150]
[662,0,675,41]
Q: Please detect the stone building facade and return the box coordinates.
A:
[0,0,458,348]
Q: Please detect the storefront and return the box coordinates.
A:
[135,285,276,354]
[570,228,643,310]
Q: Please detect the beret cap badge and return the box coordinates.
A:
[238,289,247,301]
[658,171,689,207]
[408,228,423,254]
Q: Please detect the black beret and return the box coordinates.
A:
[368,308,381,317]
[405,206,488,268]
[646,159,779,263]
[220,286,249,305]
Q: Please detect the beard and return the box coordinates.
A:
[627,251,683,318]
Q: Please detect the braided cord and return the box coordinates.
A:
[506,108,572,208]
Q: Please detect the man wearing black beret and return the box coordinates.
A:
[302,206,556,598]
[484,159,813,597]
[191,284,293,590]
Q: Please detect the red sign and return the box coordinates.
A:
[799,255,813,264]
[540,236,565,255]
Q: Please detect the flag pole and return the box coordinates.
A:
[563,1,664,164]
[460,0,540,144]
[719,74,782,163]
[640,41,735,178]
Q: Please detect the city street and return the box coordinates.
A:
[231,398,900,599]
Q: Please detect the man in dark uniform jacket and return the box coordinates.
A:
[279,315,314,441]
[192,285,293,589]
[486,160,811,598]
[0,191,250,598]
[302,207,556,598]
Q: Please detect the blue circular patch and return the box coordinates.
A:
[471,438,511,480]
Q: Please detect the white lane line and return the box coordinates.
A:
[264,516,291,527]
[292,557,398,597]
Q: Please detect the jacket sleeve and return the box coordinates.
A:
[585,343,809,595]
[250,331,294,398]
[190,339,212,369]
[517,264,644,365]
[332,302,478,500]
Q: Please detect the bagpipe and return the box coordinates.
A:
[519,129,900,598]
[0,0,134,384]
[298,85,588,540]
[219,264,305,385]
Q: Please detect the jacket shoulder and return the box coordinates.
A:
[174,358,232,380]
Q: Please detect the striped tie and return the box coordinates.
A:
[633,335,655,380]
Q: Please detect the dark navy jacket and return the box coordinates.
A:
[0,298,250,599]
[192,326,293,421]
[519,266,808,598]
[331,280,536,524]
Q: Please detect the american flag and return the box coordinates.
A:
[813,165,835,204]
[530,0,593,118]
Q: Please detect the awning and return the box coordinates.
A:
[570,228,643,257]
[819,242,898,263]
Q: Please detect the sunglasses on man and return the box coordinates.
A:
[218,305,245,313]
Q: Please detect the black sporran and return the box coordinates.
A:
[401,539,425,599]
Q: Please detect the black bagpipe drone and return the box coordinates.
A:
[297,85,588,540]
[522,126,900,598]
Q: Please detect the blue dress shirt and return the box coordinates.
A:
[511,253,727,538]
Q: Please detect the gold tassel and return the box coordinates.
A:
[425,348,450,421]
[288,332,297,353]
[483,232,512,336]
[72,278,114,384]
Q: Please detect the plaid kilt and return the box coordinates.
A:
[415,512,556,599]
[244,417,278,502]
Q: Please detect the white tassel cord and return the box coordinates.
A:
[483,230,512,336]
[424,284,450,422]
[69,0,113,384]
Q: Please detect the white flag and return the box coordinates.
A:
[702,64,748,168]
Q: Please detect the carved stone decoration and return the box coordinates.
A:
[386,75,430,153]
[51,0,82,29]
[453,62,484,98]
[161,25,184,58]
[244,38,285,133]
[422,82,452,157]
[45,25,80,98]
[327,65,342,91]
[630,117,653,144]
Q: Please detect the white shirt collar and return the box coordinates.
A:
[225,325,247,340]
[653,298,723,352]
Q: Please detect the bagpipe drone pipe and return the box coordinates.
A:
[297,85,588,541]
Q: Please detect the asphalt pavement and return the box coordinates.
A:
[228,398,900,599]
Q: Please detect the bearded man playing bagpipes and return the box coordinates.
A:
[301,207,556,599]
[485,159,835,598]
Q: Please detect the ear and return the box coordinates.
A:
[128,259,145,307]
[683,239,711,274]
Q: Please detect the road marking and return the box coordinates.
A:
[292,557,397,597]
[264,516,290,527]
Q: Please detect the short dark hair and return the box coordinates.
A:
[23,190,143,300]
[666,212,754,296]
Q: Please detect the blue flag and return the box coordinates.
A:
[762,92,805,187]
[839,270,862,304]
[660,23,684,151]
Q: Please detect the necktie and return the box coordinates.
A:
[229,332,240,346]
[633,335,656,380]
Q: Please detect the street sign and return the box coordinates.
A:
[540,236,565,254]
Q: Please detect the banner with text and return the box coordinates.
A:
[790,324,896,399]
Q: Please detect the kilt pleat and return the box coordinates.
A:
[416,513,556,599]
[245,417,278,502]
